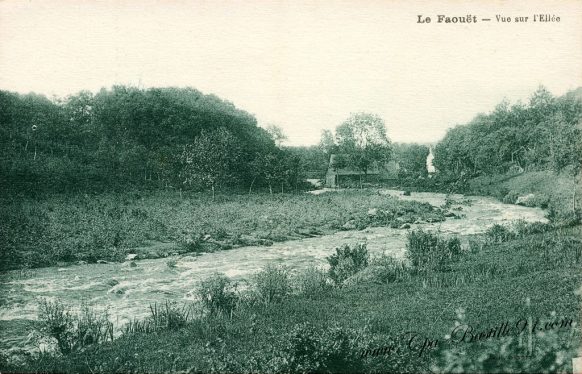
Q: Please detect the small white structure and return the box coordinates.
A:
[426,147,436,174]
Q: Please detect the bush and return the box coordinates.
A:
[368,254,410,283]
[197,273,239,316]
[513,220,553,236]
[253,264,292,304]
[485,224,515,243]
[178,234,202,253]
[295,266,332,298]
[344,254,410,287]
[281,322,364,373]
[406,230,462,272]
[522,193,550,208]
[36,299,113,355]
[327,243,369,284]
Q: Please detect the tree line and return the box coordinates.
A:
[433,86,582,180]
[4,84,573,196]
[0,86,304,195]
[1,86,403,195]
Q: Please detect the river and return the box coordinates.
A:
[0,190,547,356]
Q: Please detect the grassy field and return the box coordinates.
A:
[0,190,446,271]
[4,223,580,373]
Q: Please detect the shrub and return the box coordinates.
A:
[406,230,462,272]
[253,264,292,304]
[327,243,369,284]
[368,253,410,283]
[485,224,515,243]
[281,322,364,373]
[523,193,550,208]
[36,299,113,355]
[197,273,239,316]
[178,234,202,253]
[343,253,409,287]
[551,209,582,227]
[331,257,358,284]
[295,266,332,298]
[513,220,553,236]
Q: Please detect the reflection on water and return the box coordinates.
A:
[0,190,547,354]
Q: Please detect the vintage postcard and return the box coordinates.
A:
[1,0,581,373]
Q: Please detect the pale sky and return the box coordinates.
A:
[1,0,581,146]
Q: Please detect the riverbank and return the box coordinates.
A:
[468,171,581,224]
[0,190,447,271]
[5,222,580,373]
[398,170,581,224]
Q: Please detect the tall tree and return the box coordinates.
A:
[179,128,242,199]
[335,112,392,188]
[265,124,288,147]
[393,143,430,180]
[319,129,336,155]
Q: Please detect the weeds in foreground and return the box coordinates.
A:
[295,266,333,298]
[485,224,515,244]
[368,253,410,283]
[327,242,369,284]
[123,301,192,334]
[197,273,239,316]
[253,264,292,304]
[36,300,113,355]
[281,322,365,373]
[406,230,462,273]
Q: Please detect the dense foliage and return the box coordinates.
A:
[433,86,582,179]
[0,86,298,194]
[392,143,430,180]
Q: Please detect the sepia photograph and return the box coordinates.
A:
[1,0,581,373]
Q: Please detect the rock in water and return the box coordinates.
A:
[122,260,138,268]
[125,253,138,261]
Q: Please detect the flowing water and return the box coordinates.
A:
[0,190,547,356]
